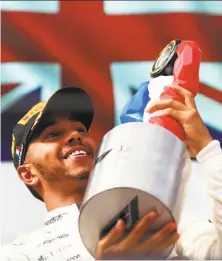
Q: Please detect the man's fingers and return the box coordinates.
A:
[138,222,177,253]
[152,232,179,255]
[96,219,124,260]
[168,85,197,109]
[147,107,185,124]
[146,99,186,113]
[120,211,158,249]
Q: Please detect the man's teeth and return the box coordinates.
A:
[68,150,87,158]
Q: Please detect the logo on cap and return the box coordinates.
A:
[16,143,24,166]
[15,146,21,158]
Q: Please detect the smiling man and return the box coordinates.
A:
[12,87,96,210]
[0,86,179,261]
[2,87,98,261]
[23,114,96,211]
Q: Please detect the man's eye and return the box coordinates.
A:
[76,127,87,135]
[46,131,61,139]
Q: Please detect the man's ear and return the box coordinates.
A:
[17,164,40,187]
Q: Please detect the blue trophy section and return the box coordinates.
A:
[120,82,150,124]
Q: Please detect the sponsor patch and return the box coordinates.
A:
[18,102,45,126]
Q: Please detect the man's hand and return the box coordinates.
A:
[96,211,179,260]
[146,85,213,157]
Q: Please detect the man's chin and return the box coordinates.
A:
[76,173,89,180]
[71,170,90,180]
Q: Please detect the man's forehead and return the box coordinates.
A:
[41,113,86,129]
[31,113,86,141]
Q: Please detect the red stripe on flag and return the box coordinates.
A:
[199,83,222,103]
[1,83,20,95]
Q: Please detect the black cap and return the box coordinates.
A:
[11,86,94,200]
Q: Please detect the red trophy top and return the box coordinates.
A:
[149,40,201,141]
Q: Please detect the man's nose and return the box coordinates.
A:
[65,131,82,145]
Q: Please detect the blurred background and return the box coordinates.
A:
[1,0,222,246]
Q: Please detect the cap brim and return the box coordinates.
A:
[35,86,94,133]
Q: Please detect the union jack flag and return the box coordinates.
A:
[1,1,222,162]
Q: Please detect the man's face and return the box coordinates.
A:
[25,115,96,191]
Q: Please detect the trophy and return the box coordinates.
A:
[79,40,201,258]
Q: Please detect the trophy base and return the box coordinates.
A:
[79,187,175,258]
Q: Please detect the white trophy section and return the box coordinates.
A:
[143,75,174,122]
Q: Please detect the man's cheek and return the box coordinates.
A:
[35,145,58,163]
[87,138,97,155]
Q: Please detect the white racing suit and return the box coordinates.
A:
[0,204,93,261]
[0,140,221,260]
[175,140,222,259]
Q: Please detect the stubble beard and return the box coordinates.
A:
[33,162,90,182]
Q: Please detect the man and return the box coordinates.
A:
[0,86,179,261]
[1,85,222,260]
